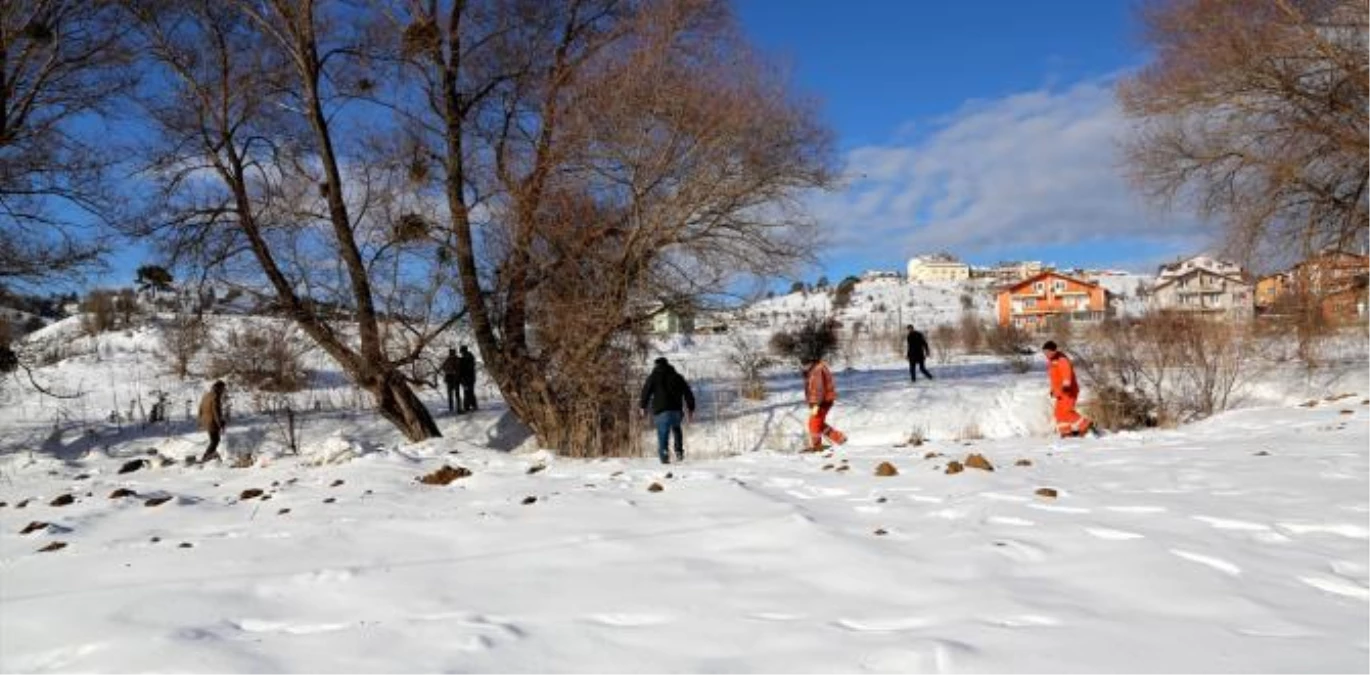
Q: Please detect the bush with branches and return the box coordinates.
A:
[208,322,310,393]
[770,315,841,364]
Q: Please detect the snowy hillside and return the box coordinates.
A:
[741,274,1152,333]
[0,309,1366,672]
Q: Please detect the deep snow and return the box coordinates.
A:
[0,315,1367,673]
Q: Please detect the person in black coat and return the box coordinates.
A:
[638,357,696,464]
[458,345,478,411]
[440,348,462,414]
[906,324,933,382]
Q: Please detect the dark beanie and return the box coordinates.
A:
[655,357,668,366]
[1042,340,1057,351]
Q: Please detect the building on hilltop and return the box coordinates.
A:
[906,254,970,282]
[983,260,1043,283]
[996,270,1109,330]
[1147,255,1253,319]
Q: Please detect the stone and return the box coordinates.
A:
[1253,450,1270,457]
[821,464,834,471]
[1340,410,1354,415]
[522,496,537,505]
[647,482,664,492]
[835,465,850,472]
[965,454,994,471]
[876,497,888,504]
[15,498,30,509]
[73,473,91,480]
[20,521,49,535]
[239,488,264,500]
[49,494,74,507]
[945,461,964,475]
[118,459,146,475]
[1035,488,1058,499]
[1014,459,1032,467]
[322,497,336,504]
[144,496,172,507]
[923,451,942,459]
[150,537,161,543]
[874,462,899,477]
[37,541,67,553]
[874,528,888,536]
[527,464,546,475]
[278,508,291,515]
[418,465,472,485]
[109,488,138,499]
[330,479,344,487]
[178,542,194,549]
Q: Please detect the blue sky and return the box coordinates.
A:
[736,0,1213,282]
[92,1,1209,291]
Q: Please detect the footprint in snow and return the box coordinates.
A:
[1084,527,1145,541]
[584,613,674,627]
[989,539,1048,563]
[834,616,936,632]
[1192,516,1270,532]
[1299,576,1370,601]
[981,614,1061,628]
[1105,505,1167,514]
[1275,522,1370,539]
[1026,503,1091,514]
[1170,549,1242,576]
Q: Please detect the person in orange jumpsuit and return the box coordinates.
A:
[1043,340,1092,438]
[803,355,848,450]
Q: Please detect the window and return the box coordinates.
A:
[1033,282,1044,294]
[1023,298,1036,308]
[1053,280,1066,293]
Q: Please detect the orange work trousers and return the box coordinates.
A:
[1054,395,1092,437]
[808,402,847,449]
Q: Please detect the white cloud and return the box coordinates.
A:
[812,79,1211,264]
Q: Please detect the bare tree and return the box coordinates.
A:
[1119,0,1369,264]
[397,0,835,455]
[0,1,135,284]
[127,1,462,441]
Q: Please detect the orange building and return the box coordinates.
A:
[1254,272,1291,312]
[996,271,1110,329]
[1292,250,1369,322]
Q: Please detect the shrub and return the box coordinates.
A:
[1084,384,1159,431]
[161,311,207,379]
[832,276,859,310]
[769,315,840,364]
[726,333,773,400]
[932,324,956,364]
[208,322,309,392]
[959,314,984,353]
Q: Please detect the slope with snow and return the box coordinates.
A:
[1,318,1366,672]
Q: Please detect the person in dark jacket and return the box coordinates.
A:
[440,347,462,414]
[638,357,696,464]
[458,345,478,412]
[197,380,227,462]
[906,324,933,382]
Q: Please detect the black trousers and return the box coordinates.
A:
[203,426,222,462]
[461,382,477,411]
[909,358,932,381]
[445,377,462,413]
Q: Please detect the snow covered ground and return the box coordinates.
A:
[1,316,1367,672]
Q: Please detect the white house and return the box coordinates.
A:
[1148,255,1253,319]
[906,255,970,282]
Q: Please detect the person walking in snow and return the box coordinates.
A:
[803,355,847,451]
[906,324,933,382]
[458,345,478,412]
[638,357,696,464]
[1043,340,1093,438]
[440,347,462,414]
[197,380,227,463]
